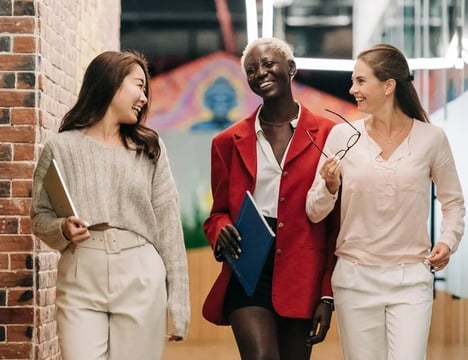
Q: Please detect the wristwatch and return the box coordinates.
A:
[321,298,335,312]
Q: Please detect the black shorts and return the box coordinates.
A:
[224,217,277,316]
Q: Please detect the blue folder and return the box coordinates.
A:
[224,191,276,296]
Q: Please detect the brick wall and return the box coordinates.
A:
[0,0,120,358]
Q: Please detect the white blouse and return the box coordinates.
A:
[306,118,465,265]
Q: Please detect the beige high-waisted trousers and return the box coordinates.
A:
[55,229,167,360]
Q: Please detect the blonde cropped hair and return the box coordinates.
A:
[240,37,295,73]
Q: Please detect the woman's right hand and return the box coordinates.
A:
[215,224,242,260]
[319,156,342,195]
[61,216,90,244]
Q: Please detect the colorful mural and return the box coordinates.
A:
[147,52,361,249]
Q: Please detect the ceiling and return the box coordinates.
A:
[120,0,356,102]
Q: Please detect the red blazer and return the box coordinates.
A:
[202,104,340,325]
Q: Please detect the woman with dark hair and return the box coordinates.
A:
[306,44,465,359]
[31,51,190,360]
[202,37,340,359]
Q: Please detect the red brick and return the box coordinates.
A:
[0,163,35,179]
[13,36,36,53]
[0,180,11,197]
[0,253,8,270]
[0,90,35,107]
[8,288,34,306]
[13,1,35,16]
[0,235,33,251]
[19,217,31,234]
[0,54,35,71]
[11,108,35,125]
[0,270,33,287]
[13,144,34,160]
[10,253,32,270]
[0,217,19,234]
[0,18,34,34]
[0,72,15,88]
[11,180,31,197]
[0,143,12,161]
[0,108,9,124]
[0,199,31,216]
[17,72,35,89]
[0,342,32,358]
[6,325,32,342]
[0,307,34,324]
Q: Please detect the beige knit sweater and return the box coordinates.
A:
[30,129,190,338]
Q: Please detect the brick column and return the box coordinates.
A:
[0,0,38,358]
[0,0,120,359]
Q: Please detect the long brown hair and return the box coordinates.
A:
[357,44,429,123]
[59,51,160,162]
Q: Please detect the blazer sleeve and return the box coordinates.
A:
[203,138,234,253]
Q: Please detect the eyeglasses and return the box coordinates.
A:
[307,109,361,160]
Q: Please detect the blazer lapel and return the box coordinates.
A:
[233,115,257,179]
[284,108,319,165]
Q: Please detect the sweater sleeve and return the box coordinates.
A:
[151,140,190,338]
[30,143,70,251]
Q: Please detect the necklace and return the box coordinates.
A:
[259,111,299,126]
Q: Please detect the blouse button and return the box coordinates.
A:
[279,197,285,202]
[277,222,284,229]
[276,249,282,255]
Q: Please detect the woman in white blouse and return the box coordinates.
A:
[306,44,465,360]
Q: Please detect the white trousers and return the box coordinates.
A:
[55,229,167,360]
[332,257,434,360]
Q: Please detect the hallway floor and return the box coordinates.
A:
[163,339,468,359]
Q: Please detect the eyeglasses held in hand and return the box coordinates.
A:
[307,109,361,160]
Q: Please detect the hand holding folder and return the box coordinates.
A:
[223,191,275,296]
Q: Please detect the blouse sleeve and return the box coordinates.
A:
[431,129,465,253]
[306,128,340,222]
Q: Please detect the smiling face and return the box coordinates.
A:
[349,59,392,114]
[109,64,148,125]
[243,43,295,100]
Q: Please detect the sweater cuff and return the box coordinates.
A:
[46,219,71,251]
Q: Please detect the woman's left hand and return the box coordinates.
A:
[306,302,332,346]
[425,242,451,271]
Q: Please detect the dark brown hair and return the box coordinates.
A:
[357,44,429,123]
[59,51,160,162]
